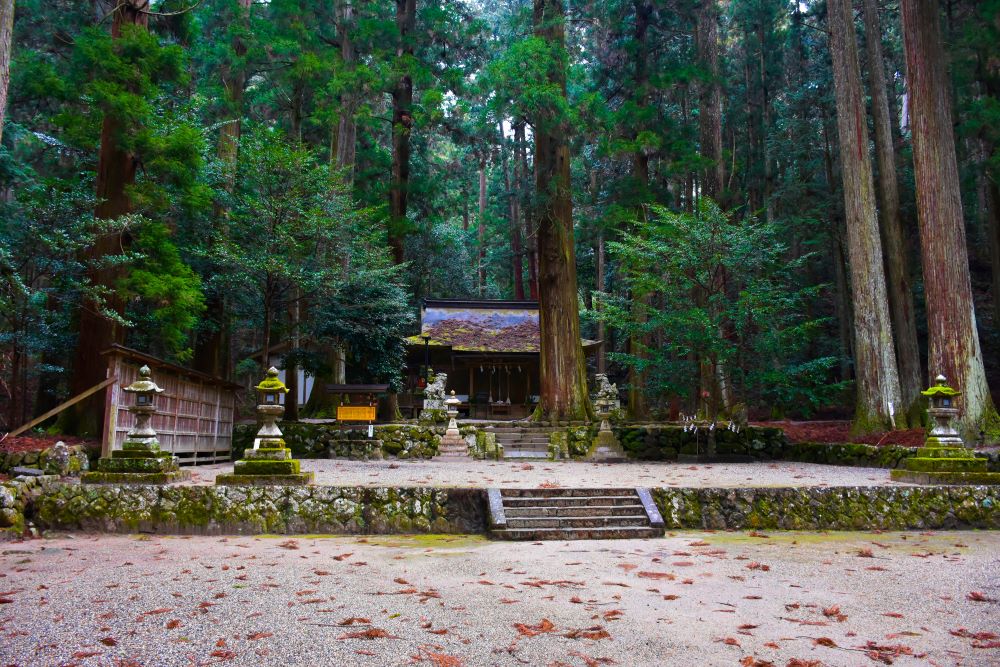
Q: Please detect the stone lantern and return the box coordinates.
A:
[216,367,314,486]
[922,375,963,448]
[83,365,190,484]
[437,390,468,458]
[890,374,998,485]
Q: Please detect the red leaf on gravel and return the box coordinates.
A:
[786,660,822,667]
[210,649,236,659]
[603,609,623,621]
[166,619,182,629]
[394,577,411,585]
[856,548,874,558]
[0,598,14,604]
[973,640,1000,648]
[338,617,371,626]
[715,637,740,646]
[738,624,759,630]
[314,570,331,576]
[822,605,847,622]
[637,571,675,580]
[143,607,172,615]
[564,626,611,640]
[73,651,102,658]
[813,637,837,647]
[570,596,584,604]
[747,562,770,571]
[247,631,272,640]
[663,594,679,600]
[882,612,904,618]
[967,591,995,602]
[514,618,556,637]
[950,628,999,640]
[337,628,397,640]
[99,637,117,646]
[278,540,299,550]
[332,552,353,561]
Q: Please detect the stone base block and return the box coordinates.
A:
[81,470,191,485]
[96,453,178,474]
[243,448,292,461]
[915,447,977,459]
[233,459,301,475]
[899,457,987,473]
[890,469,1000,485]
[111,449,159,459]
[215,472,315,486]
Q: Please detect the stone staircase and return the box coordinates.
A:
[488,487,665,540]
[484,425,556,459]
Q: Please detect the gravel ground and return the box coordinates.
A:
[1,531,997,666]
[182,459,911,489]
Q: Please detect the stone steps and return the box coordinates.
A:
[488,488,664,541]
[489,428,553,459]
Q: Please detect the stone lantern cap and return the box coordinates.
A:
[445,390,460,406]
[255,367,289,394]
[921,375,960,398]
[123,365,164,394]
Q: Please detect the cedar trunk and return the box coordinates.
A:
[503,134,526,300]
[533,0,592,421]
[0,0,12,146]
[697,0,723,200]
[515,121,538,299]
[335,0,357,178]
[901,0,996,436]
[388,0,416,266]
[69,1,149,436]
[828,0,904,432]
[862,0,923,420]
[478,158,487,295]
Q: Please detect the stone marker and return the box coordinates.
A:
[890,375,1000,485]
[437,391,469,459]
[216,367,314,486]
[82,365,190,484]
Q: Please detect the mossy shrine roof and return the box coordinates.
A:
[406,299,600,354]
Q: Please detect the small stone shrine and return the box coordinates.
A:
[891,375,1000,485]
[588,380,626,462]
[82,365,190,484]
[216,367,314,486]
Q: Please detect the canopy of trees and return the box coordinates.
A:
[1,0,998,438]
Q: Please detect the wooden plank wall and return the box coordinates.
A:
[103,354,235,465]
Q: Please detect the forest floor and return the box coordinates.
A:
[0,531,996,666]
[0,434,99,454]
[184,460,907,488]
[756,421,927,447]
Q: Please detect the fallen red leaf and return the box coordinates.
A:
[514,618,556,637]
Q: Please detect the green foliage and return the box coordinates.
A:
[597,200,843,416]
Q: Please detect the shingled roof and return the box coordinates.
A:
[407,299,599,354]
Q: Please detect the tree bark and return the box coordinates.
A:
[0,0,13,146]
[335,0,357,179]
[697,0,723,200]
[503,132,526,300]
[533,0,592,421]
[388,0,416,266]
[901,0,996,436]
[69,0,149,436]
[862,0,923,421]
[828,0,904,432]
[516,121,538,299]
[988,179,1000,334]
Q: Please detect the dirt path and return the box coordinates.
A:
[1,531,997,666]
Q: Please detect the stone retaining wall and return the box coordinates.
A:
[652,486,999,530]
[1,475,60,534]
[1,445,92,475]
[33,483,486,535]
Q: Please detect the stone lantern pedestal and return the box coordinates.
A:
[216,368,314,486]
[891,375,1000,485]
[587,399,626,462]
[437,391,468,459]
[83,365,190,485]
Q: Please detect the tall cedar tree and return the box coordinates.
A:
[862,0,922,420]
[0,0,12,144]
[389,0,416,265]
[69,0,150,436]
[533,0,593,421]
[900,0,997,435]
[828,0,904,432]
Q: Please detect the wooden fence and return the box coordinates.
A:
[101,345,241,465]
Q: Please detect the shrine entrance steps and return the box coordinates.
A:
[488,487,665,540]
[484,424,558,459]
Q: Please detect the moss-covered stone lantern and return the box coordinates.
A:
[587,394,626,462]
[216,367,314,486]
[83,365,190,484]
[437,390,468,458]
[890,375,1000,485]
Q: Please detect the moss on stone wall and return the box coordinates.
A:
[233,423,442,460]
[651,486,999,530]
[33,483,486,535]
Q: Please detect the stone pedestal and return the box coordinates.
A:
[83,367,189,485]
[437,391,468,459]
[587,410,626,462]
[216,368,314,486]
[890,375,1000,485]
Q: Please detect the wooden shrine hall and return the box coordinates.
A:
[401,299,600,419]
